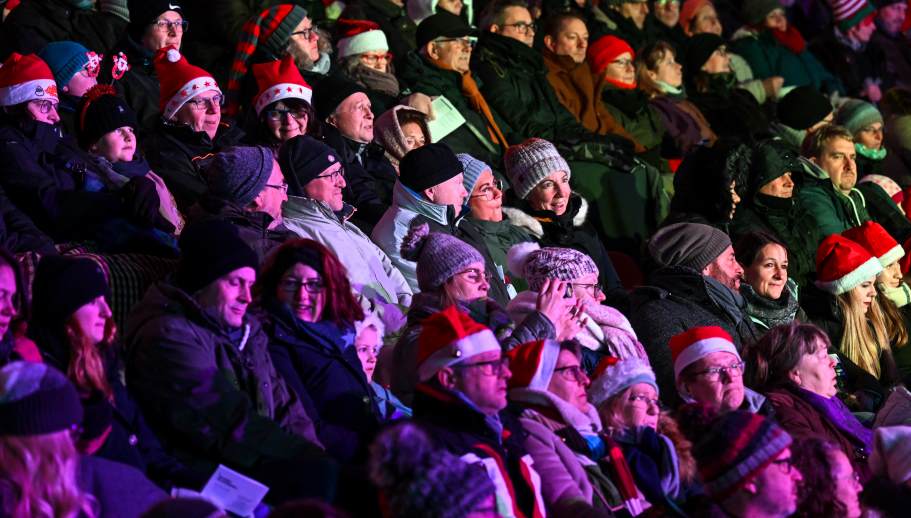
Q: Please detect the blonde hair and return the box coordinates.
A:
[837,293,891,378]
[875,285,909,350]
[0,431,95,518]
[64,316,116,400]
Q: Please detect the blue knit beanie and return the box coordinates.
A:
[457,153,491,196]
[204,146,275,206]
[38,41,91,89]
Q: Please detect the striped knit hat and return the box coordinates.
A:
[829,0,876,31]
[225,4,308,115]
[843,221,905,268]
[815,234,883,295]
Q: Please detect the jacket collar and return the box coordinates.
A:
[392,181,450,225]
[501,195,588,238]
[284,195,356,224]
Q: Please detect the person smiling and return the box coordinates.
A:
[735,231,806,334]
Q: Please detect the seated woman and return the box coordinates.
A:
[333,20,399,115]
[506,242,645,370]
[836,99,886,177]
[506,339,650,515]
[27,255,207,490]
[354,311,411,420]
[257,239,381,463]
[248,55,317,151]
[0,247,41,366]
[661,139,745,230]
[791,437,864,518]
[734,231,805,333]
[373,105,430,173]
[742,322,872,480]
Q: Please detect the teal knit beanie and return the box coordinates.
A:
[836,99,883,136]
[38,41,92,90]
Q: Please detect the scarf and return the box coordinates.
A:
[308,52,332,76]
[881,282,911,308]
[702,72,738,95]
[856,142,887,160]
[771,25,807,54]
[347,62,400,98]
[437,61,509,149]
[605,77,637,90]
[796,386,873,454]
[271,300,355,354]
[656,80,685,99]
[740,279,801,330]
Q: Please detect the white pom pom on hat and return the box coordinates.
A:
[507,241,540,279]
[167,48,181,63]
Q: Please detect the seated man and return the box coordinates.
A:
[189,145,291,262]
[278,135,412,307]
[412,306,546,517]
[124,219,336,505]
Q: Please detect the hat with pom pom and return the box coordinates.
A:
[505,339,561,390]
[336,18,389,59]
[507,242,599,291]
[815,233,883,295]
[417,306,501,381]
[588,356,657,408]
[401,221,485,292]
[154,46,221,121]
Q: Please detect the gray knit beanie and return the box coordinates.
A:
[836,99,883,137]
[204,145,275,206]
[504,138,571,200]
[648,222,732,271]
[457,153,491,196]
[741,0,782,26]
[401,222,485,291]
[507,242,599,291]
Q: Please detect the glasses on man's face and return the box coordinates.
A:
[503,21,536,34]
[360,52,392,66]
[316,167,345,182]
[457,267,492,284]
[693,361,745,382]
[435,36,476,49]
[291,28,317,41]
[279,278,326,294]
[457,356,510,377]
[265,182,289,193]
[470,179,504,200]
[771,456,794,474]
[264,107,308,122]
[30,100,58,114]
[186,94,224,111]
[152,19,189,33]
[554,364,587,383]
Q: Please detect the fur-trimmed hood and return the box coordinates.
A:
[501,194,589,238]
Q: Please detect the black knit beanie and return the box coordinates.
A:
[399,143,464,193]
[312,74,368,120]
[30,255,109,328]
[77,85,139,150]
[684,33,725,77]
[176,219,260,294]
[127,0,183,42]
[777,86,832,130]
[0,362,83,436]
[278,135,340,196]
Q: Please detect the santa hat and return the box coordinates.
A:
[252,55,313,115]
[588,356,657,408]
[0,53,58,107]
[504,340,560,391]
[815,234,883,295]
[670,326,739,381]
[829,0,876,31]
[416,306,501,382]
[336,19,389,59]
[154,46,221,121]
[843,221,905,268]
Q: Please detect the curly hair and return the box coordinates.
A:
[791,437,849,518]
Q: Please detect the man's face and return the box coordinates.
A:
[814,137,857,194]
[620,1,650,30]
[304,161,346,211]
[703,245,743,291]
[847,15,877,43]
[195,267,256,328]
[426,173,468,209]
[547,18,589,63]
[748,448,803,517]
[878,2,908,35]
[653,0,680,28]
[173,91,222,140]
[429,37,473,74]
[142,10,184,52]
[329,92,374,143]
[451,350,511,415]
[254,160,288,225]
[497,6,536,47]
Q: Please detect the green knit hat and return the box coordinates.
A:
[836,99,883,136]
[741,0,781,26]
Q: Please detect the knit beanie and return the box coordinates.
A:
[505,340,561,390]
[153,46,221,120]
[30,255,109,328]
[76,84,139,149]
[684,33,725,76]
[843,221,904,268]
[836,98,883,136]
[38,41,92,89]
[829,0,876,31]
[401,222,485,291]
[647,222,732,271]
[312,73,368,120]
[0,361,83,436]
[0,53,58,107]
[278,135,340,196]
[740,0,782,26]
[504,138,571,200]
[399,143,465,193]
[252,55,313,116]
[680,0,713,32]
[777,86,833,130]
[692,410,793,498]
[507,242,599,291]
[127,0,183,42]
[204,146,274,206]
[670,326,740,383]
[587,35,635,78]
[176,219,260,294]
[457,153,491,196]
[588,356,657,408]
[870,426,911,484]
[336,18,390,59]
[225,4,308,115]
[416,306,501,381]
[815,234,883,295]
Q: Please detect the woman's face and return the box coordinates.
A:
[609,383,660,430]
[690,4,722,35]
[276,262,326,323]
[880,261,903,290]
[764,8,788,32]
[744,243,789,300]
[792,338,838,398]
[855,121,883,150]
[849,276,877,314]
[445,261,491,303]
[173,91,222,140]
[571,272,605,305]
[527,170,571,215]
[758,172,795,198]
[263,100,309,143]
[400,121,427,153]
[142,10,184,52]
[437,0,464,16]
[650,50,683,88]
[830,449,863,518]
[287,17,320,62]
[26,99,60,125]
[72,296,112,346]
[701,46,731,74]
[682,351,745,412]
[547,349,590,412]
[92,126,136,163]
[0,264,17,338]
[604,51,636,85]
[355,325,381,381]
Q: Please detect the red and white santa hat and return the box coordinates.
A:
[0,53,58,107]
[815,234,883,295]
[417,305,502,382]
[843,221,905,269]
[670,326,740,382]
[504,340,560,391]
[335,19,389,60]
[153,46,221,121]
[252,55,313,116]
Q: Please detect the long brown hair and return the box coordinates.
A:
[64,314,116,400]
[876,292,909,350]
[792,438,849,518]
[635,40,676,98]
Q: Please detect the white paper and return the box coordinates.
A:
[200,465,269,517]
[428,95,467,142]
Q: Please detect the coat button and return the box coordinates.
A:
[129,434,139,446]
[263,382,269,389]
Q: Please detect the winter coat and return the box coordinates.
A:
[283,196,412,306]
[76,455,168,518]
[797,159,871,240]
[809,32,886,101]
[729,28,843,94]
[0,0,127,58]
[870,30,911,91]
[856,181,911,244]
[730,192,820,287]
[686,75,770,143]
[601,9,650,52]
[186,196,292,263]
[0,184,55,255]
[598,84,667,155]
[628,266,761,406]
[143,120,246,211]
[123,282,328,481]
[412,383,547,518]
[262,301,381,463]
[385,291,555,405]
[321,124,398,234]
[648,96,716,155]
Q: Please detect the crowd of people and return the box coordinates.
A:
[4,0,911,516]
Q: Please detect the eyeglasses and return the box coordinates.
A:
[266,182,288,193]
[434,36,476,48]
[567,283,603,297]
[692,361,745,382]
[264,107,308,122]
[30,100,59,114]
[360,52,392,66]
[502,21,536,34]
[316,167,345,182]
[404,134,426,148]
[456,268,492,284]
[456,357,510,377]
[554,364,587,383]
[628,393,660,407]
[279,278,325,294]
[152,19,189,33]
[610,58,634,69]
[771,456,794,474]
[470,179,504,200]
[185,94,224,111]
[291,28,317,41]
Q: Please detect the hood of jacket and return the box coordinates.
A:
[373,104,428,163]
[501,194,589,238]
[188,196,280,234]
[391,181,450,225]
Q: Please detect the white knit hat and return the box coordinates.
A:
[588,356,657,408]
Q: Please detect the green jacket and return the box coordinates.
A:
[599,85,666,153]
[796,159,870,240]
[729,29,843,95]
[460,216,532,293]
